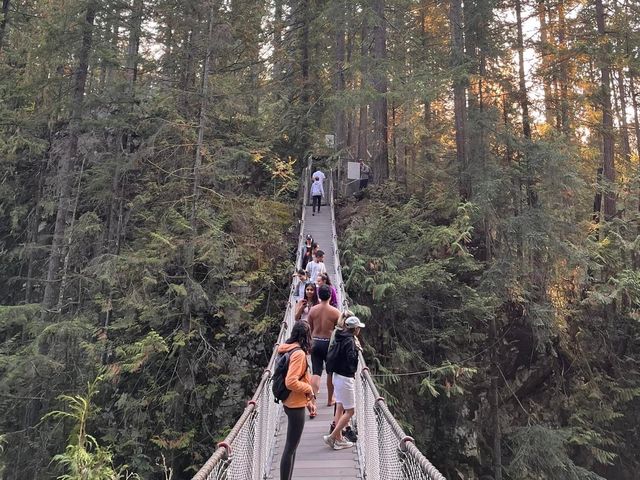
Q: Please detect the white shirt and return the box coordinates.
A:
[306,260,327,284]
[312,170,326,183]
[310,180,324,197]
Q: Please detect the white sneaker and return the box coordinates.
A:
[333,438,354,450]
[323,434,335,449]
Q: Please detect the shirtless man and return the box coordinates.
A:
[308,285,341,407]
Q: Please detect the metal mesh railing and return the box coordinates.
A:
[352,364,446,480]
[193,159,446,480]
[328,172,446,480]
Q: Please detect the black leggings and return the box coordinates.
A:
[312,195,321,212]
[280,406,306,480]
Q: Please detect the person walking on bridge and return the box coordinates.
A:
[312,168,326,185]
[359,160,371,189]
[308,285,340,408]
[293,268,309,301]
[295,282,319,323]
[323,316,364,450]
[316,273,339,309]
[300,235,314,270]
[310,176,324,215]
[306,250,326,287]
[278,321,316,480]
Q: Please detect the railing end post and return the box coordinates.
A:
[217,441,231,458]
[399,435,414,451]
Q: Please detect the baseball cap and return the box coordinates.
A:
[345,316,365,329]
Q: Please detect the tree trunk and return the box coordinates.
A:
[0,0,9,52]
[273,0,283,82]
[41,0,97,319]
[334,0,346,151]
[345,1,356,156]
[300,0,311,107]
[25,169,45,304]
[630,74,640,212]
[515,0,531,140]
[449,0,468,199]
[465,0,489,203]
[593,167,603,222]
[595,0,616,221]
[56,157,86,313]
[537,0,554,126]
[420,1,435,166]
[356,14,368,163]
[172,8,216,473]
[105,22,120,90]
[391,102,397,180]
[371,0,388,183]
[489,318,502,480]
[515,0,537,210]
[184,4,215,335]
[179,28,195,112]
[126,0,144,92]
[557,0,570,133]
[616,69,631,167]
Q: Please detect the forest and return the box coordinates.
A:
[0,0,639,479]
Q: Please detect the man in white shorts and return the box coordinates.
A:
[323,316,365,450]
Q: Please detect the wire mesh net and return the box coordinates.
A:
[199,459,229,480]
[353,362,446,480]
[355,367,381,478]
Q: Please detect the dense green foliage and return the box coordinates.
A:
[2,0,640,478]
[0,1,304,478]
[339,183,640,479]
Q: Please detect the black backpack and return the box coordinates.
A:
[272,347,302,403]
[326,332,339,374]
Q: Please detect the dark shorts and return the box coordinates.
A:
[310,337,330,376]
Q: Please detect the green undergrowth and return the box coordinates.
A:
[0,190,297,479]
[337,183,640,479]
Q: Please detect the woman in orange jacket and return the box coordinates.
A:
[277,321,316,480]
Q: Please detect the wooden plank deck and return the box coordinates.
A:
[302,205,337,277]
[266,373,360,479]
[267,204,360,479]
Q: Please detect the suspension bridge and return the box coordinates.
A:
[192,161,446,480]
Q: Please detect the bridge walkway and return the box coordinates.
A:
[190,164,446,480]
[266,203,360,479]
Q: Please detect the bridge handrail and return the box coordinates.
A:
[328,170,446,480]
[191,158,313,480]
[328,170,348,311]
